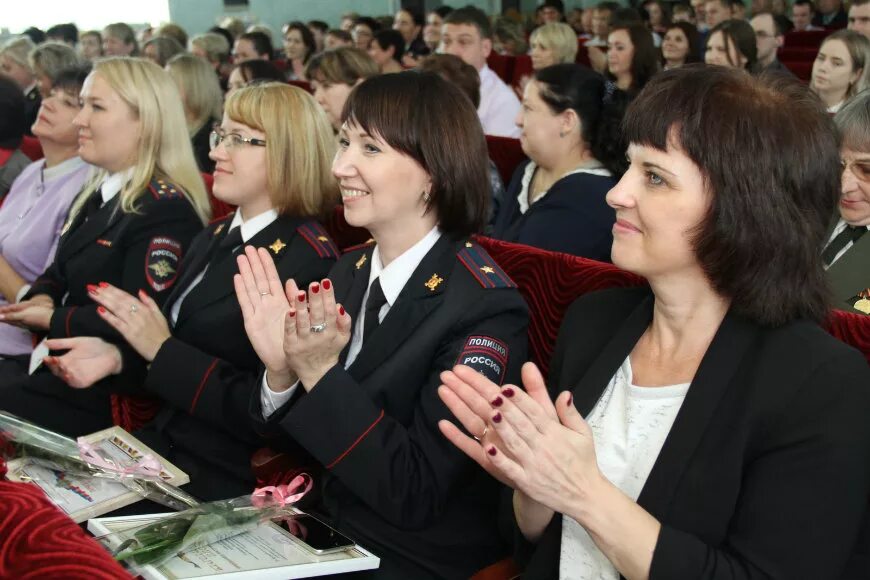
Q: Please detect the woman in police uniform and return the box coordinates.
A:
[0,57,208,432]
[237,72,529,579]
[31,83,341,501]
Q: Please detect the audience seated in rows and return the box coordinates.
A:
[369,29,405,74]
[661,21,701,68]
[141,35,184,67]
[281,21,316,80]
[811,29,870,112]
[0,76,30,195]
[705,18,758,71]
[0,36,40,132]
[306,47,378,131]
[166,54,223,173]
[606,22,661,95]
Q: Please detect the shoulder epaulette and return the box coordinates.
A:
[342,238,376,254]
[457,241,517,289]
[297,221,340,259]
[148,178,184,201]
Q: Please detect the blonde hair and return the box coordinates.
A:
[530,23,579,64]
[29,41,80,80]
[305,46,378,85]
[0,36,36,71]
[72,57,210,224]
[190,32,230,64]
[166,53,223,134]
[224,83,338,217]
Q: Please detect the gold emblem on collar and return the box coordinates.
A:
[214,223,225,236]
[465,242,473,248]
[269,239,286,254]
[480,265,495,275]
[854,298,870,314]
[425,273,443,291]
[317,235,329,242]
[355,254,367,270]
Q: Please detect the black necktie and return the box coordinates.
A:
[822,225,867,266]
[84,190,104,219]
[363,278,387,344]
[218,225,243,253]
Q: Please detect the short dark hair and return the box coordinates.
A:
[623,65,838,325]
[432,6,454,19]
[542,0,566,15]
[326,29,353,43]
[308,20,329,34]
[46,23,78,45]
[444,6,493,39]
[663,22,701,65]
[708,19,758,72]
[372,29,405,62]
[793,0,816,12]
[398,7,425,27]
[0,75,26,149]
[354,17,382,33]
[283,21,317,63]
[208,26,235,49]
[536,64,628,176]
[52,63,93,95]
[237,59,285,84]
[341,71,490,236]
[419,53,481,107]
[607,23,660,93]
[22,27,46,45]
[239,31,273,59]
[611,7,644,25]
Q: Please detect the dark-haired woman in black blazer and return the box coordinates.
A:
[441,66,870,579]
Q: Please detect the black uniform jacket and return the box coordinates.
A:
[1,180,203,431]
[514,287,870,580]
[129,213,338,500]
[250,235,530,579]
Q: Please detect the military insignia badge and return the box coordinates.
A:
[356,254,367,270]
[455,335,509,384]
[424,274,443,291]
[213,223,225,236]
[145,237,182,292]
[852,288,870,314]
[269,239,286,254]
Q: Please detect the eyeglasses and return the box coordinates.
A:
[209,131,267,151]
[841,158,870,182]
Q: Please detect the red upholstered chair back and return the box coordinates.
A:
[0,481,135,579]
[271,58,290,73]
[324,204,371,251]
[826,310,870,366]
[784,29,830,47]
[575,42,591,67]
[486,52,514,84]
[783,60,813,81]
[511,55,533,91]
[473,236,646,377]
[486,135,527,185]
[287,79,313,93]
[778,46,818,61]
[20,136,44,161]
[201,171,235,220]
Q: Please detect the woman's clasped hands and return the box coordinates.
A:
[234,246,351,392]
[438,362,608,521]
[0,294,54,330]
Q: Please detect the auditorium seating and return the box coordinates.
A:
[487,52,515,85]
[19,136,43,162]
[201,171,235,220]
[511,55,533,91]
[486,135,527,185]
[287,79,313,93]
[783,29,830,48]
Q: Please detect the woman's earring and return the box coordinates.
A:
[422,191,431,202]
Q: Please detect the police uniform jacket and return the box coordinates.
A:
[1,179,203,433]
[512,287,870,579]
[824,223,870,315]
[251,235,529,579]
[129,213,338,500]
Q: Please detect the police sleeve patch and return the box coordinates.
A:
[145,237,182,292]
[455,335,509,385]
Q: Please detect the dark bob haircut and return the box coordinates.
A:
[662,22,701,65]
[341,71,490,237]
[607,23,660,93]
[0,75,27,149]
[372,29,406,63]
[707,19,757,72]
[237,60,285,84]
[283,21,317,63]
[239,31,273,60]
[623,65,839,326]
[52,63,93,95]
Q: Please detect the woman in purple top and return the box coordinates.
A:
[0,64,92,379]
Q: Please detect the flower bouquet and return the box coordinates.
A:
[104,475,313,567]
[0,411,197,511]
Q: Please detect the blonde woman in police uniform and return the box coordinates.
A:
[237,72,529,579]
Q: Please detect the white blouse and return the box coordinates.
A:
[559,356,690,580]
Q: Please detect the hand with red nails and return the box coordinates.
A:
[41,336,123,388]
[88,282,171,362]
[0,293,54,330]
[282,274,351,392]
[438,361,603,534]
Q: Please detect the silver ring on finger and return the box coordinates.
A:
[259,291,270,296]
[130,304,138,314]
[309,321,328,333]
[473,425,488,442]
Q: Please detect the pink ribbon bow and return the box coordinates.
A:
[252,473,313,508]
[77,439,164,478]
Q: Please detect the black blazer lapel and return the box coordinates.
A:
[164,233,219,317]
[336,247,374,366]
[636,312,759,518]
[347,236,455,381]
[58,195,123,259]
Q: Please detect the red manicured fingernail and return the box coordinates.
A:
[567,394,573,406]
[311,283,320,294]
[86,284,98,293]
[322,279,331,291]
[491,396,503,407]
[297,292,306,302]
[288,310,296,318]
[487,446,497,456]
[98,282,108,288]
[97,306,106,314]
[138,289,147,298]
[492,412,502,423]
[503,387,515,398]
[338,305,345,316]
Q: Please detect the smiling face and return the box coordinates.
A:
[606,142,710,279]
[839,146,870,226]
[31,85,81,146]
[608,29,636,78]
[208,114,271,212]
[73,72,140,173]
[332,121,434,237]
[662,27,690,63]
[311,79,355,129]
[811,39,859,100]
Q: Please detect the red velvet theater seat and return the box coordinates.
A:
[20,136,44,161]
[0,481,133,579]
[486,52,514,84]
[486,135,527,185]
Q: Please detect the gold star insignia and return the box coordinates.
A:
[480,266,495,275]
[465,242,473,248]
[214,223,225,236]
[355,254,367,270]
[148,260,176,278]
[269,239,286,254]
[317,235,329,242]
[425,273,443,291]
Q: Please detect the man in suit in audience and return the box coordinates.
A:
[792,0,824,31]
[751,12,796,76]
[848,0,870,38]
[439,6,521,138]
[813,0,848,28]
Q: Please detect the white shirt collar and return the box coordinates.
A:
[369,227,442,307]
[228,208,279,243]
[100,168,135,204]
[517,161,611,214]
